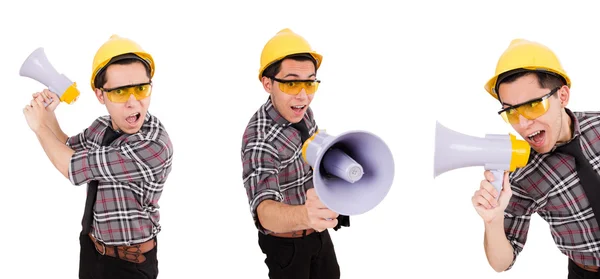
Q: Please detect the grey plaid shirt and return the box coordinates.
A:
[506,108,600,269]
[67,112,173,246]
[241,97,318,234]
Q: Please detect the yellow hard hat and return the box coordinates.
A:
[90,34,155,90]
[484,39,571,100]
[258,28,322,81]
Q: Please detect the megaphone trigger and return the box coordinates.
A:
[37,96,54,108]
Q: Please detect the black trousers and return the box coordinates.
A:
[78,231,159,279]
[568,259,600,278]
[258,229,340,279]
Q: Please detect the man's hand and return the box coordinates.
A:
[23,94,51,134]
[304,188,339,232]
[32,89,60,112]
[472,170,512,224]
[29,89,67,142]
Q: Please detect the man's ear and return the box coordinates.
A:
[261,76,272,94]
[94,88,105,104]
[559,85,570,108]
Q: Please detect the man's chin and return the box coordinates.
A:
[284,115,304,124]
[115,121,143,134]
[532,144,553,155]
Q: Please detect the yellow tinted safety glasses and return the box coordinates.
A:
[270,77,321,95]
[497,87,559,124]
[102,82,152,103]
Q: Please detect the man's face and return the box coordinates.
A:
[94,61,151,134]
[262,59,317,123]
[497,73,570,154]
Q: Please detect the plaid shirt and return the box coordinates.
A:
[241,97,318,234]
[506,108,600,269]
[67,112,173,246]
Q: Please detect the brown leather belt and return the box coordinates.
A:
[88,233,156,263]
[270,229,316,238]
[575,261,600,272]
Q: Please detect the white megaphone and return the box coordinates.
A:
[433,121,531,198]
[19,47,80,105]
[302,129,395,216]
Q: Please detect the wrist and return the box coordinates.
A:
[47,117,60,130]
[484,215,505,229]
[34,124,51,137]
[300,204,310,228]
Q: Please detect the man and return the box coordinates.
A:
[22,34,173,279]
[472,38,600,278]
[241,28,349,279]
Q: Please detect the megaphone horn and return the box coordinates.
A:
[19,47,80,105]
[433,121,531,198]
[302,129,395,216]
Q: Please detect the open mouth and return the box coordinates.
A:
[527,130,545,145]
[126,112,141,124]
[291,105,306,113]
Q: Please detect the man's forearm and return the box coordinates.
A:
[47,120,69,144]
[35,126,75,179]
[257,200,311,233]
[483,217,515,272]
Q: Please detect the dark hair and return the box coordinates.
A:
[496,69,566,102]
[261,53,318,79]
[94,56,151,89]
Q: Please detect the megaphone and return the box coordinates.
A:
[19,47,80,105]
[302,129,395,216]
[433,121,531,198]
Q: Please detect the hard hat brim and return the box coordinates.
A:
[258,51,322,81]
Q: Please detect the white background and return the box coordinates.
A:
[1,0,599,278]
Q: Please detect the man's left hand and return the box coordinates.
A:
[23,96,50,134]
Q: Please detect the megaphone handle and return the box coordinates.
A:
[36,86,54,107]
[45,86,58,107]
[490,170,504,201]
[42,98,52,108]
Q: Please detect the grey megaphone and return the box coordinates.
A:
[302,129,395,216]
[433,121,531,198]
[19,47,80,105]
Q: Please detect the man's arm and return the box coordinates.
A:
[242,140,310,234]
[65,131,88,151]
[485,187,534,272]
[46,118,69,144]
[256,200,311,233]
[483,216,516,272]
[35,126,75,179]
[32,93,69,144]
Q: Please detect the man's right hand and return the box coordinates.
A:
[472,170,512,224]
[31,89,68,143]
[304,188,339,232]
[32,89,60,112]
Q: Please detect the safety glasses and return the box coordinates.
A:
[269,77,321,95]
[497,87,560,124]
[101,82,152,103]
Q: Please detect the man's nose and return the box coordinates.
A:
[294,89,308,99]
[125,93,137,107]
[518,114,533,129]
